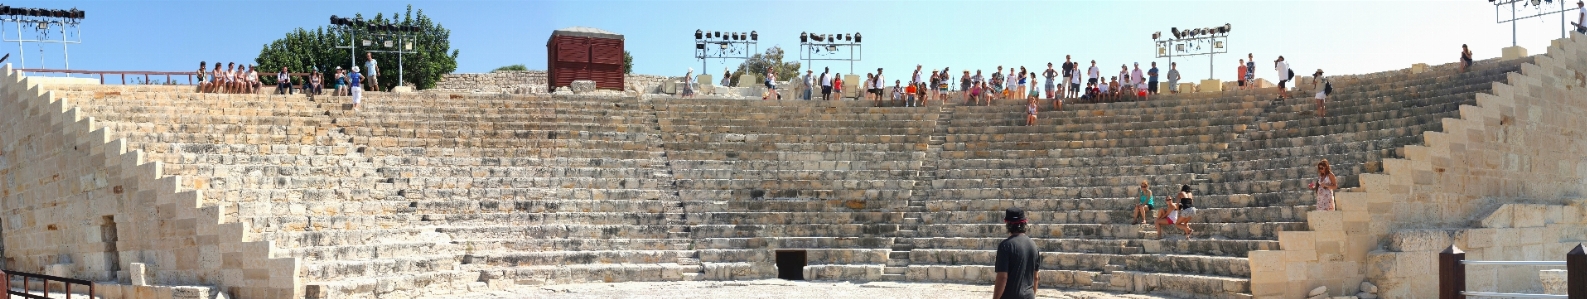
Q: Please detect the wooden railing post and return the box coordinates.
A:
[1440,245,1466,299]
[1569,243,1585,299]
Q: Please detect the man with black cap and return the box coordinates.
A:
[994,207,1040,299]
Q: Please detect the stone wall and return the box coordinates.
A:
[1247,34,1587,298]
[431,71,673,94]
[0,66,297,298]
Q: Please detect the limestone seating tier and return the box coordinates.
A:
[16,48,1537,299]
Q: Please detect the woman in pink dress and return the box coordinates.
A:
[1310,159,1339,211]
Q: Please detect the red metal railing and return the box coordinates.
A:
[17,68,198,85]
[2,269,95,299]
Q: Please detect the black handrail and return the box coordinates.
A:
[2,269,95,299]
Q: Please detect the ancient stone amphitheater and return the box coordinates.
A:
[5,37,1587,299]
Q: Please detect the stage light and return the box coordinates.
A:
[801,32,808,43]
[1214,41,1225,49]
[1158,46,1167,56]
[384,40,394,48]
[405,39,414,50]
[1175,44,1185,51]
[696,29,703,39]
[362,39,372,47]
[826,45,837,51]
[750,30,757,41]
[1171,27,1181,39]
[719,43,728,50]
[812,34,824,42]
[696,43,705,50]
[1152,31,1161,40]
[331,15,340,25]
[712,31,720,39]
[845,34,852,41]
[854,32,861,43]
[1220,23,1231,34]
[71,8,83,19]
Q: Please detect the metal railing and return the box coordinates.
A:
[17,68,198,85]
[2,269,95,299]
[1439,244,1586,299]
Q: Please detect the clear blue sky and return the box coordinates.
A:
[4,0,1580,84]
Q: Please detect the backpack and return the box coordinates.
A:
[1287,69,1295,81]
[1323,81,1333,95]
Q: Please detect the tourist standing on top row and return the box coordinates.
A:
[365,52,380,92]
[1275,56,1292,100]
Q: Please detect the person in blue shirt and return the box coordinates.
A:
[350,66,364,110]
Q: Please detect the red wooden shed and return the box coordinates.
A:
[547,27,625,91]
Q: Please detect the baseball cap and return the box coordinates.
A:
[1003,207,1026,223]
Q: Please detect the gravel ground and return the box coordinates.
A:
[422,279,1179,299]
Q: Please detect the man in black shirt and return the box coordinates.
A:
[994,207,1040,299]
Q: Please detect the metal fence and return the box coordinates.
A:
[2,269,95,299]
[1439,244,1586,299]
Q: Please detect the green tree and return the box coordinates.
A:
[730,46,800,86]
[492,64,528,72]
[255,5,459,89]
[623,51,634,75]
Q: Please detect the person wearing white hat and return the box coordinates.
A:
[350,66,364,110]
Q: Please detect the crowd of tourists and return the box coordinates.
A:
[196,61,260,94]
[197,52,381,109]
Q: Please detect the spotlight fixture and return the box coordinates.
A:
[854,32,861,43]
[750,30,757,41]
[1152,31,1161,40]
[719,43,728,50]
[1220,23,1231,34]
[1214,41,1225,49]
[1171,27,1181,39]
[695,29,703,39]
[1158,46,1167,56]
[826,45,837,51]
[800,32,808,43]
[362,39,372,47]
[812,34,825,42]
[696,43,705,50]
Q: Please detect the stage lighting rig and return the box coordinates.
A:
[694,29,759,77]
[798,31,863,74]
[1154,23,1230,80]
[1491,0,1575,46]
[2,5,86,70]
[330,14,426,87]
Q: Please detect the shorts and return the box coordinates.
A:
[1071,83,1080,90]
[765,82,775,89]
[1088,78,1098,85]
[1179,207,1197,217]
[1316,91,1327,100]
[1140,203,1154,210]
[1238,80,1246,87]
[1160,217,1175,225]
[1148,81,1158,93]
[1278,80,1288,89]
[822,86,832,95]
[961,83,970,91]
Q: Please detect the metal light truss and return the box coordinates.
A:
[330,15,426,87]
[797,32,862,75]
[1,6,86,71]
[694,30,758,77]
[1155,36,1228,80]
[1492,0,1575,46]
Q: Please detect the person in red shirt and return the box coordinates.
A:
[1237,59,1248,90]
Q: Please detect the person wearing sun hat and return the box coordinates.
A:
[993,207,1040,299]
